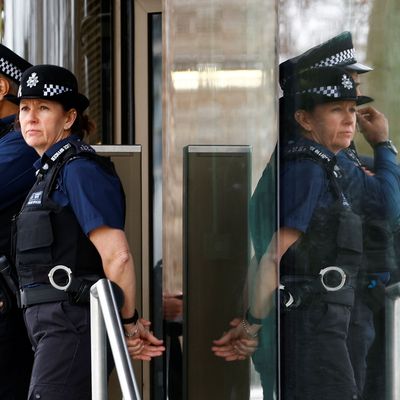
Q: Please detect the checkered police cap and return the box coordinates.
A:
[282,66,360,106]
[17,64,89,111]
[0,43,31,83]
[279,31,372,91]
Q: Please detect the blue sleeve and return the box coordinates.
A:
[372,147,400,222]
[0,131,38,210]
[61,157,125,235]
[280,159,328,233]
[338,147,400,222]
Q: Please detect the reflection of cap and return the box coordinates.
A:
[0,43,32,83]
[282,66,360,107]
[279,31,373,90]
[17,64,89,112]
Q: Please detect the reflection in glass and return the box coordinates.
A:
[279,2,400,399]
[2,0,112,144]
[164,0,278,398]
[184,145,252,399]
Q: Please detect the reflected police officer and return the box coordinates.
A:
[214,64,400,400]
[279,31,400,399]
[215,66,363,398]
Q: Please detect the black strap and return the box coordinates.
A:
[19,285,69,308]
[39,142,125,214]
[342,146,363,167]
[283,142,348,204]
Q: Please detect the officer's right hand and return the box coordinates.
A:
[357,106,389,145]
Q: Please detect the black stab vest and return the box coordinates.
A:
[279,143,363,278]
[14,140,122,288]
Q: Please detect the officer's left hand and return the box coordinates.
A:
[126,318,165,361]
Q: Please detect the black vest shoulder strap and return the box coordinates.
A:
[39,140,115,194]
[342,146,363,167]
[282,143,336,171]
[38,140,125,213]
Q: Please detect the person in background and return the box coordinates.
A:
[13,64,164,399]
[0,43,36,400]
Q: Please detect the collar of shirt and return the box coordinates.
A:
[34,134,81,171]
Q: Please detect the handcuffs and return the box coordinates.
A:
[319,266,347,292]
[48,265,74,291]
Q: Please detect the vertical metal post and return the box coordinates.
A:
[386,282,400,400]
[90,285,108,400]
[92,279,141,400]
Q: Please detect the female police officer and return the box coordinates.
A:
[213,66,384,399]
[12,64,164,399]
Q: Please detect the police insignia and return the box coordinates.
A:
[27,191,43,205]
[27,72,39,88]
[341,74,353,90]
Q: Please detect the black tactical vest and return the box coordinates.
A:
[14,140,122,288]
[279,142,363,278]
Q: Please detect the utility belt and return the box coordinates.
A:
[280,265,358,310]
[19,285,69,307]
[18,265,101,308]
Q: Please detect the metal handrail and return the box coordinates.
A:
[90,279,141,400]
[385,282,400,400]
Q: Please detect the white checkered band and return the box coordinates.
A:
[312,48,356,68]
[43,84,73,97]
[0,57,22,81]
[298,86,340,98]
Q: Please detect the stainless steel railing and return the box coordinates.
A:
[90,279,141,400]
[386,282,400,400]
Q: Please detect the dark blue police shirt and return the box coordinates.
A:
[0,115,38,210]
[337,146,400,223]
[280,138,336,233]
[34,136,125,235]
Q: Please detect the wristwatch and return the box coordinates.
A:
[121,309,139,325]
[373,140,398,155]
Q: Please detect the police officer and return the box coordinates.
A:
[13,64,164,399]
[0,44,36,400]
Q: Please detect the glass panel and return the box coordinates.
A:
[149,12,165,400]
[2,0,112,144]
[279,1,400,399]
[164,0,278,398]
[184,145,252,399]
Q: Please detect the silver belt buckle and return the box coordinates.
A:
[48,265,72,291]
[319,266,347,292]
